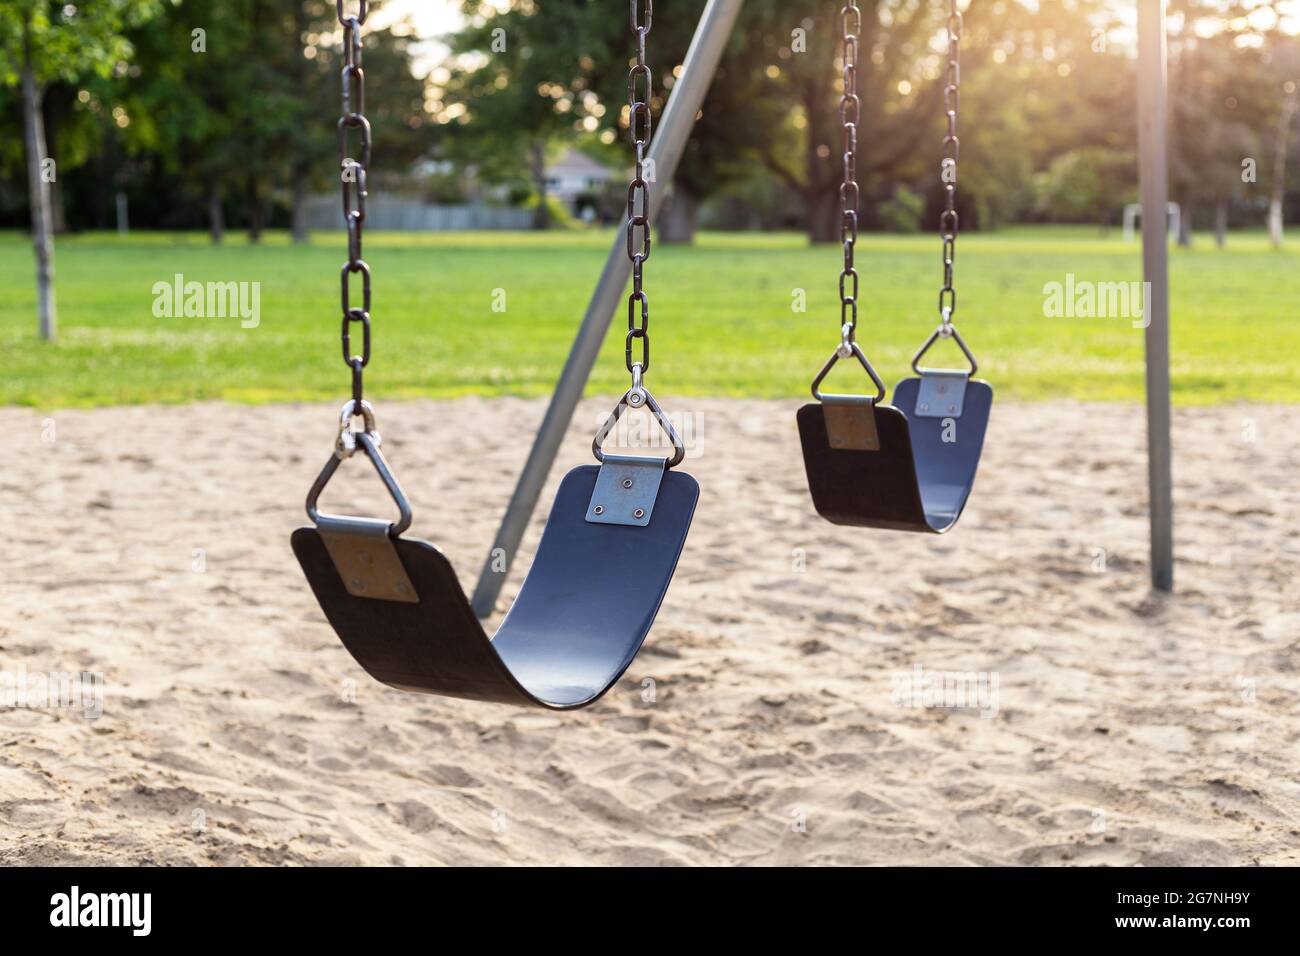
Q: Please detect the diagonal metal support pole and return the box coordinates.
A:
[1137,0,1174,592]
[470,0,745,618]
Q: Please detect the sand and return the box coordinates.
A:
[1,396,1297,865]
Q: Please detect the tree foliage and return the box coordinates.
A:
[0,0,161,86]
[2,0,1297,243]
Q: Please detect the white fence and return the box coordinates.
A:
[305,195,533,231]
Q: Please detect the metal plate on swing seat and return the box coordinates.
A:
[291,464,700,709]
[821,395,880,451]
[586,454,666,527]
[914,370,969,419]
[317,514,419,604]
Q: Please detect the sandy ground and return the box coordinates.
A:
[1,395,1298,866]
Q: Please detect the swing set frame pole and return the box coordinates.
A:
[469,0,746,618]
[1137,0,1174,592]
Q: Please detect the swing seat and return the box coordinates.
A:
[292,464,698,709]
[798,376,992,533]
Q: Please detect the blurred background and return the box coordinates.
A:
[3,3,1297,873]
[4,0,1298,240]
[0,0,1297,405]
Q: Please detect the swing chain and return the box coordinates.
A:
[837,1,861,356]
[912,1,977,376]
[625,0,653,383]
[937,0,962,334]
[807,1,882,404]
[339,1,372,410]
[336,1,366,25]
[591,0,685,466]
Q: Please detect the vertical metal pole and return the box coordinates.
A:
[469,0,745,618]
[1137,0,1174,591]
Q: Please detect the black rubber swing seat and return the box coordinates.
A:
[798,376,992,532]
[292,432,698,709]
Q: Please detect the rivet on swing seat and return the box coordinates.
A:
[798,374,992,533]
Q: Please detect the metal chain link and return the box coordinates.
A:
[625,0,653,381]
[339,1,371,405]
[837,2,861,356]
[937,0,962,332]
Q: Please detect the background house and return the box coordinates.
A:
[543,149,617,220]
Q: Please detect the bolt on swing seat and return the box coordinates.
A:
[798,327,992,533]
[292,392,698,709]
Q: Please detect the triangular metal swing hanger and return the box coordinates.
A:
[911,320,979,376]
[305,400,413,537]
[592,370,687,469]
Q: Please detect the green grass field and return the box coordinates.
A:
[1,226,1295,407]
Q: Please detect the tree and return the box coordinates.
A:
[581,0,768,244]
[117,0,429,244]
[441,0,794,240]
[1034,148,1137,230]
[0,0,160,340]
[1165,0,1293,247]
[122,0,242,242]
[441,3,612,229]
[724,0,948,243]
[688,0,1100,242]
[1268,80,1297,249]
[440,0,988,242]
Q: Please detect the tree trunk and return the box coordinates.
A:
[804,80,841,244]
[21,21,56,341]
[659,183,698,244]
[529,141,550,230]
[1269,90,1297,250]
[1177,202,1192,248]
[291,167,309,243]
[248,175,263,243]
[208,182,225,244]
[50,178,67,235]
[807,188,841,244]
[43,84,72,234]
[1214,198,1227,249]
[290,1,310,245]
